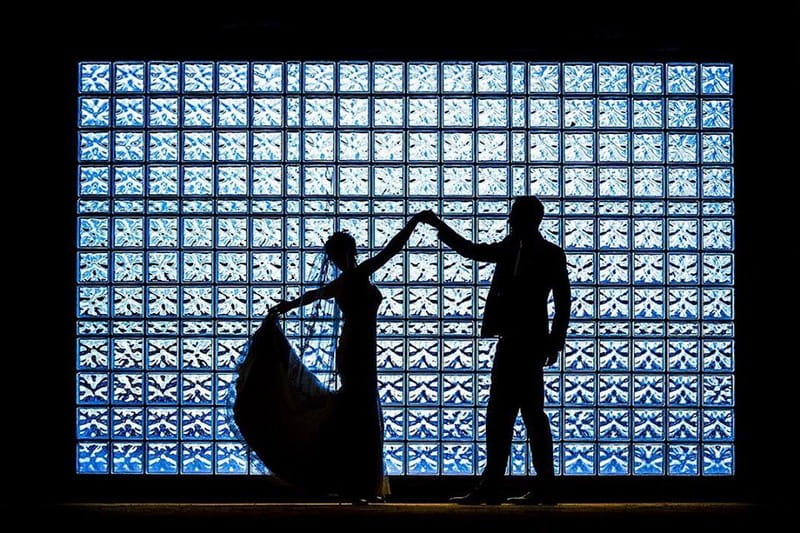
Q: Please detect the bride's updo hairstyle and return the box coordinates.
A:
[324,231,357,267]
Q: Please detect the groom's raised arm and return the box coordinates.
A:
[433,217,504,263]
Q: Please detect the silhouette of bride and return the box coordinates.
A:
[233,212,426,503]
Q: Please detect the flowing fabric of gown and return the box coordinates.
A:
[233,270,387,498]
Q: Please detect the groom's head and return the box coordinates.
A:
[509,196,544,235]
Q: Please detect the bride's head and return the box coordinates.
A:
[324,231,357,271]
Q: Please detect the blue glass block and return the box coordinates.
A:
[78,338,108,370]
[147,373,179,404]
[702,134,733,163]
[114,286,144,317]
[147,408,178,439]
[379,374,404,405]
[703,409,734,442]
[252,63,282,92]
[217,132,248,162]
[112,408,144,438]
[147,98,178,127]
[183,63,214,92]
[442,443,474,475]
[702,99,732,128]
[598,375,630,406]
[404,132,436,163]
[372,97,403,127]
[701,65,732,94]
[667,64,697,94]
[182,408,213,440]
[147,132,178,162]
[115,63,144,93]
[668,168,698,197]
[78,252,109,283]
[563,408,595,439]
[81,62,110,93]
[667,99,697,128]
[703,375,733,407]
[599,444,629,475]
[598,409,629,440]
[78,407,109,439]
[633,375,664,406]
[563,443,595,475]
[668,340,699,372]
[598,64,628,93]
[372,132,404,162]
[598,219,628,249]
[564,133,594,162]
[633,444,664,475]
[182,443,214,474]
[78,443,109,473]
[146,339,177,369]
[598,288,630,318]
[669,444,698,475]
[382,408,405,441]
[703,340,733,372]
[215,443,247,474]
[666,134,698,163]
[563,340,594,371]
[442,132,473,162]
[529,98,559,128]
[114,132,145,161]
[703,219,733,250]
[408,374,439,405]
[633,99,663,128]
[374,63,404,93]
[477,63,507,93]
[570,287,595,319]
[442,63,473,93]
[475,98,506,128]
[703,444,733,475]
[632,64,662,94]
[633,288,664,319]
[112,373,143,404]
[668,375,698,406]
[384,444,405,475]
[668,220,699,250]
[217,97,248,127]
[146,62,178,92]
[476,133,508,163]
[217,63,248,93]
[632,133,663,162]
[633,220,664,250]
[668,409,698,441]
[407,408,439,440]
[80,97,110,127]
[407,443,439,474]
[115,97,144,127]
[598,254,628,285]
[78,286,109,317]
[633,409,663,440]
[442,374,473,405]
[112,338,143,369]
[563,219,594,250]
[440,97,472,127]
[112,166,143,195]
[563,98,594,128]
[182,132,213,161]
[79,166,110,196]
[408,63,438,93]
[79,132,109,161]
[598,99,628,129]
[563,64,593,93]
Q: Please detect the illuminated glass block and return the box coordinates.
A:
[702,134,732,163]
[632,64,662,94]
[563,443,595,475]
[115,63,144,93]
[633,444,663,475]
[374,63,404,92]
[408,443,438,474]
[599,444,629,475]
[598,64,628,93]
[598,376,630,406]
[633,409,664,440]
[78,443,109,473]
[669,444,698,475]
[564,64,593,93]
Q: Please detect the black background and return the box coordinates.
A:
[9,3,797,506]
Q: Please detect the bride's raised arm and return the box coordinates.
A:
[356,211,427,276]
[267,277,344,317]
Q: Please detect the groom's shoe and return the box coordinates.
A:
[449,483,503,505]
[506,491,556,506]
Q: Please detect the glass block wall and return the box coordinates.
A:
[76,61,734,475]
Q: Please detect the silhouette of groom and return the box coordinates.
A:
[422,196,571,505]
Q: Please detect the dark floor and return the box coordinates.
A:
[39,503,773,531]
